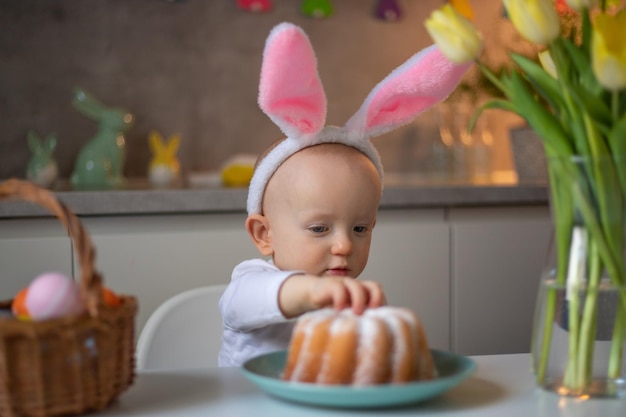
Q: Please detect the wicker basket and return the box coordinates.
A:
[0,179,138,417]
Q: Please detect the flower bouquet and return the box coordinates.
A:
[425,0,626,397]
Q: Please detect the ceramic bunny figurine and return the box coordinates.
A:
[26,130,58,188]
[148,131,181,187]
[70,88,133,189]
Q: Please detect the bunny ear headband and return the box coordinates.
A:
[247,22,471,215]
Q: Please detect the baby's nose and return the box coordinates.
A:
[331,232,353,255]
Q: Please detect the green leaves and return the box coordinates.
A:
[607,113,626,196]
[608,112,626,156]
[511,53,563,109]
[502,69,574,158]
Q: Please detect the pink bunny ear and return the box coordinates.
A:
[258,22,327,141]
[345,45,471,138]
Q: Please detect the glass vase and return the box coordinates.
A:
[531,155,626,398]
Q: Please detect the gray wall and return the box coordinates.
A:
[0,0,514,183]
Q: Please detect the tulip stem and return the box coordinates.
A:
[576,240,601,390]
[608,294,626,378]
[475,60,508,96]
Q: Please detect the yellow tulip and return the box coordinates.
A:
[606,0,624,10]
[503,0,561,44]
[566,0,597,11]
[538,50,558,78]
[425,4,483,64]
[592,9,626,91]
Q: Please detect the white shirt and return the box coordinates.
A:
[218,259,301,367]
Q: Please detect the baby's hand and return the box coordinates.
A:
[279,274,386,318]
[310,277,385,315]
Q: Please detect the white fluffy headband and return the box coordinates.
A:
[247,22,471,215]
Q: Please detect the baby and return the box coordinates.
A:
[218,22,470,367]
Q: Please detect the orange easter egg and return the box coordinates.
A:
[102,286,122,307]
[11,287,31,320]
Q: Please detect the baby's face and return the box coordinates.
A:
[262,144,381,278]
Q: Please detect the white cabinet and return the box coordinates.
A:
[77,213,259,338]
[364,209,451,351]
[0,218,73,299]
[1,205,553,356]
[450,206,552,355]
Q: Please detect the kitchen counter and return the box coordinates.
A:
[0,175,549,219]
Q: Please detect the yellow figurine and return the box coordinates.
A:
[148,131,181,187]
[220,154,256,188]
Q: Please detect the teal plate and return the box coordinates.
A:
[242,349,476,409]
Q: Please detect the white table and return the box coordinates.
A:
[98,354,625,416]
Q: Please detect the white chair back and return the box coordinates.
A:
[136,285,227,370]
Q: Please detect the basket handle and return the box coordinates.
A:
[0,178,104,317]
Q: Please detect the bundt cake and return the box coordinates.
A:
[282,306,436,385]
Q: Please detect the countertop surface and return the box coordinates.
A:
[93,353,624,417]
[0,174,549,218]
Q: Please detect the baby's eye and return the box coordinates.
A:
[308,225,328,233]
[353,225,369,233]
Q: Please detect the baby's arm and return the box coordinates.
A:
[278,275,386,319]
[220,260,300,331]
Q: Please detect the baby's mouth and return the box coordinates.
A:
[326,267,350,277]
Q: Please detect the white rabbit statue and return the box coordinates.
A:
[26,130,58,188]
[70,88,133,189]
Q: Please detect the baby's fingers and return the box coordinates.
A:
[361,280,386,308]
[342,279,369,315]
[327,281,351,311]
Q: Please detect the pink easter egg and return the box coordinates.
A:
[26,272,85,321]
